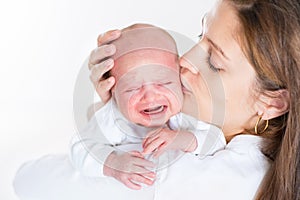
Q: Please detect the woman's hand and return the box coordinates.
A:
[142,128,198,158]
[103,151,156,190]
[88,30,121,103]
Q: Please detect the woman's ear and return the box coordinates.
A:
[259,89,290,120]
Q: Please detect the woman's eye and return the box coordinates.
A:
[207,53,221,72]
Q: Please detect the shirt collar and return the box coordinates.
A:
[226,134,264,153]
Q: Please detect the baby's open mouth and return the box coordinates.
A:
[142,105,166,115]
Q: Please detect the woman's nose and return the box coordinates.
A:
[180,39,209,74]
[179,56,199,74]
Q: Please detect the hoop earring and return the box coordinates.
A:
[254,115,269,134]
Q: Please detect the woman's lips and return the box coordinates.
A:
[180,69,193,93]
[181,82,192,94]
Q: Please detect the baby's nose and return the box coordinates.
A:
[141,85,160,100]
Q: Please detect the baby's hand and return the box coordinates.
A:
[103,151,156,190]
[142,128,197,158]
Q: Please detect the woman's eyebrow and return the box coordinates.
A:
[203,13,229,60]
[206,36,230,60]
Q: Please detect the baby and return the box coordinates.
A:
[70,24,225,190]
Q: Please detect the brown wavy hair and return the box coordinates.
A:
[227,0,300,199]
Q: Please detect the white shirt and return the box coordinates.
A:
[70,99,226,177]
[153,135,270,200]
[14,135,269,200]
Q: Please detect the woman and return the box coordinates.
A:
[88,0,300,199]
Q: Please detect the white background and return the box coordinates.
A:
[0,1,215,199]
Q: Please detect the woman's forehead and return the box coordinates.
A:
[205,1,242,61]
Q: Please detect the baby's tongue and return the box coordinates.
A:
[143,105,164,114]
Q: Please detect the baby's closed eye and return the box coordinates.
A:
[157,81,173,86]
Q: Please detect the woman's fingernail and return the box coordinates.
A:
[105,58,113,66]
[105,45,115,54]
[111,30,121,37]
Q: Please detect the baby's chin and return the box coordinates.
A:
[131,111,175,128]
[136,119,168,128]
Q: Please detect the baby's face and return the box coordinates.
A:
[112,50,183,127]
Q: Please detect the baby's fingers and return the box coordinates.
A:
[129,151,144,158]
[130,174,155,186]
[153,143,168,158]
[142,128,162,148]
[143,138,164,155]
[142,135,157,150]
[123,178,142,190]
[131,165,155,176]
[133,157,156,169]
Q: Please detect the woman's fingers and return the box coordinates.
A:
[88,45,116,70]
[90,58,115,103]
[87,30,121,103]
[97,29,121,46]
[89,30,120,69]
[94,77,115,104]
[90,59,114,83]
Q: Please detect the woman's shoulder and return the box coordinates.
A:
[161,135,270,200]
[225,134,269,166]
[213,134,270,170]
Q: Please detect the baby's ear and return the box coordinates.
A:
[259,89,290,120]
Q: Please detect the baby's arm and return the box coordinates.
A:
[188,123,227,157]
[142,113,226,157]
[70,116,116,177]
[142,128,197,157]
[103,151,156,190]
[71,135,155,189]
[70,116,156,189]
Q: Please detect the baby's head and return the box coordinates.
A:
[111,24,183,127]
